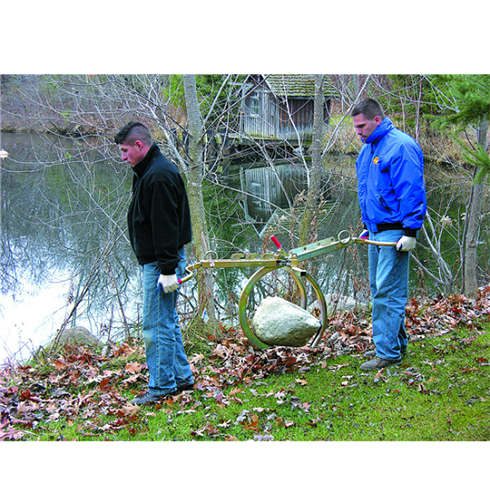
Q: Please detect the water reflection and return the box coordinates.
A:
[1,132,140,363]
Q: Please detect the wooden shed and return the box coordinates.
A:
[239,75,338,143]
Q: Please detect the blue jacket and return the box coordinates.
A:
[356,117,427,236]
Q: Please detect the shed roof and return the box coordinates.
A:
[262,74,338,99]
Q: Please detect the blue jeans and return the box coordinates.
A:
[142,248,193,396]
[368,229,410,361]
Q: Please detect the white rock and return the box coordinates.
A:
[252,296,321,347]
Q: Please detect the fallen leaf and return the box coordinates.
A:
[125,362,142,374]
[190,353,205,365]
[99,378,111,392]
[54,360,66,371]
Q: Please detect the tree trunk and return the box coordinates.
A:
[463,119,488,297]
[183,75,216,319]
[298,74,324,247]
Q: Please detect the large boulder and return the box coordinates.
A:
[252,296,321,347]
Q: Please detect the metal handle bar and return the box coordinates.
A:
[178,267,196,285]
[354,238,398,247]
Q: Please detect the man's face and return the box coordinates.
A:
[353,114,381,142]
[119,141,146,167]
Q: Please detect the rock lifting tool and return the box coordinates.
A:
[179,231,396,350]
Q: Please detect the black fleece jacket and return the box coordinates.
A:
[127,144,192,275]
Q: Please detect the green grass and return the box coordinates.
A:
[16,322,490,442]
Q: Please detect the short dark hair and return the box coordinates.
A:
[114,122,152,146]
[351,98,385,120]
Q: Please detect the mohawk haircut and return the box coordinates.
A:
[115,122,152,147]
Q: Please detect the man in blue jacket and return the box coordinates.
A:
[352,99,427,371]
[115,122,194,404]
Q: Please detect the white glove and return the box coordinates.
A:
[157,274,179,293]
[396,236,416,252]
[359,229,369,240]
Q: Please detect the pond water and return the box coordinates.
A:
[0,131,392,365]
[1,132,142,364]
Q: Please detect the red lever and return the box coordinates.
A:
[271,235,282,249]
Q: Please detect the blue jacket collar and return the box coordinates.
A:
[365,117,394,145]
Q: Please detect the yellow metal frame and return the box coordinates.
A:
[181,232,396,349]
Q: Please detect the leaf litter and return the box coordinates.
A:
[1,286,489,440]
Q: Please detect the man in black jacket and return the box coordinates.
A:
[115,122,194,405]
